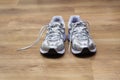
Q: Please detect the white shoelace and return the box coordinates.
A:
[17,25,48,51]
[17,23,63,51]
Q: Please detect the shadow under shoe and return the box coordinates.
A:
[73,48,96,58]
[41,49,64,58]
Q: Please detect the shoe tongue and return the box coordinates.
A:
[76,21,84,26]
[75,22,86,29]
[72,22,85,30]
[50,22,61,27]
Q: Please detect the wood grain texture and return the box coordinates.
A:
[0,0,120,80]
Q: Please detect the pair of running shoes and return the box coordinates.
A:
[18,15,96,55]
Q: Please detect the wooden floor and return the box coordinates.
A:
[0,0,120,80]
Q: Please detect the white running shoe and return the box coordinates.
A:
[40,16,66,54]
[68,15,96,54]
[18,16,66,55]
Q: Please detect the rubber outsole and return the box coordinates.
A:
[72,48,96,58]
[40,49,64,58]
